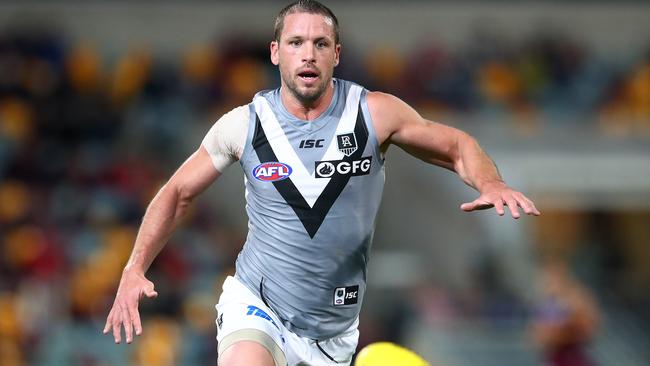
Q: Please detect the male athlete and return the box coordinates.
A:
[103,1,540,365]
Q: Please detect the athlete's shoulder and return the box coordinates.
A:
[364,91,419,147]
[365,91,411,121]
[206,104,251,137]
[365,90,401,104]
[201,104,250,171]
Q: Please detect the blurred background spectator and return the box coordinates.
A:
[0,1,648,365]
[529,260,599,366]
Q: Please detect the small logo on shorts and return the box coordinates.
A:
[333,285,359,306]
[217,313,223,329]
[246,305,280,330]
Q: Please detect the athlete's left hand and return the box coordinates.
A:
[460,182,540,218]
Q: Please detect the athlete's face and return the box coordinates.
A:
[271,12,340,104]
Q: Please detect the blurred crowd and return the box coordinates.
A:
[0,25,648,365]
[0,28,256,365]
[359,31,650,136]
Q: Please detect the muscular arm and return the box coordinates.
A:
[367,91,540,218]
[104,106,246,344]
[104,146,221,344]
[126,146,221,274]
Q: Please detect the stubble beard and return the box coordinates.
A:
[283,72,330,106]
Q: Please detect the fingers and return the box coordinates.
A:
[460,201,476,212]
[504,196,520,219]
[104,276,158,344]
[512,192,541,216]
[104,307,122,343]
[104,301,137,343]
[460,199,494,212]
[145,283,158,299]
[112,308,122,344]
[103,309,113,335]
[121,302,134,343]
[132,303,143,336]
[462,190,541,218]
[504,192,544,218]
[464,195,504,215]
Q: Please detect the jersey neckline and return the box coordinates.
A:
[274,78,341,134]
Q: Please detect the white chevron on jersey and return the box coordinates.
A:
[320,85,364,163]
[252,85,363,207]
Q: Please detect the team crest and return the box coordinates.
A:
[337,132,357,157]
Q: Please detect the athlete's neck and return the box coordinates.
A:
[280,82,334,121]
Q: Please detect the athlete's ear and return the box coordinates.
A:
[270,40,280,66]
[334,44,341,67]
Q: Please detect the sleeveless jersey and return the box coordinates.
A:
[235,79,385,340]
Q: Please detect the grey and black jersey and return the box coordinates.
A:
[235,79,385,340]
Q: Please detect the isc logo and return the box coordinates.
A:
[299,139,325,148]
[253,162,292,182]
[333,285,360,306]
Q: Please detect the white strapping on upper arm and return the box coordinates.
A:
[201,105,249,172]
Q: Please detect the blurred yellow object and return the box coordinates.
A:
[4,225,46,268]
[225,58,268,103]
[66,43,103,92]
[627,64,650,120]
[0,293,21,340]
[355,342,429,366]
[479,61,521,104]
[111,48,152,103]
[182,43,220,83]
[365,46,404,87]
[133,317,181,366]
[0,98,34,143]
[0,181,30,224]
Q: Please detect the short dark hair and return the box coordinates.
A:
[274,0,340,44]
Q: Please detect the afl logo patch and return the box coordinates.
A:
[253,162,292,182]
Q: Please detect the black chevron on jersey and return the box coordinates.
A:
[252,104,369,238]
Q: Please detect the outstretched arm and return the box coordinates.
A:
[103,146,221,343]
[367,92,540,218]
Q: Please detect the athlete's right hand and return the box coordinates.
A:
[103,267,158,344]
